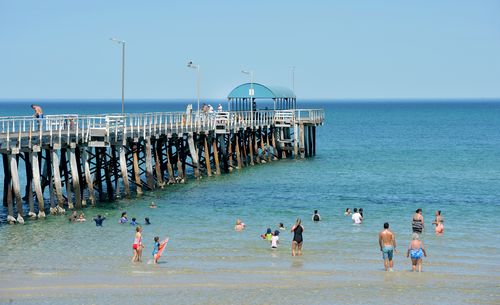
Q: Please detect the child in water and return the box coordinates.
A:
[130,218,138,226]
[119,212,128,224]
[271,230,280,248]
[152,236,160,264]
[261,228,273,240]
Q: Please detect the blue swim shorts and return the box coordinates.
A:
[382,245,394,260]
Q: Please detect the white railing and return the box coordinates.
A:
[0,109,324,148]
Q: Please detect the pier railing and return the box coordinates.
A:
[0,109,324,149]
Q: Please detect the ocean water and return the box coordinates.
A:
[0,100,499,305]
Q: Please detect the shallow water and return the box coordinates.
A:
[0,100,499,304]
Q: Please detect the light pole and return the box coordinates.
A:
[110,38,126,114]
[187,61,200,120]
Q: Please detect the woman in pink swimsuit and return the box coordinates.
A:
[132,226,144,262]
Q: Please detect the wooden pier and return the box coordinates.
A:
[0,108,324,223]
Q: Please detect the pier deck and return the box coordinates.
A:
[0,108,324,223]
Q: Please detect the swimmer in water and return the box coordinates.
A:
[130,218,138,226]
[77,213,86,222]
[144,217,151,225]
[312,210,321,222]
[271,230,280,248]
[93,215,106,226]
[132,226,144,262]
[149,202,157,208]
[432,210,444,235]
[261,228,272,240]
[234,219,245,231]
[291,218,304,256]
[279,222,285,230]
[119,212,128,224]
[344,208,352,216]
[407,233,427,272]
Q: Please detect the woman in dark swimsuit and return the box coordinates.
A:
[291,218,304,256]
[412,208,424,233]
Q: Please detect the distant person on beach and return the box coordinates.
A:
[312,210,321,222]
[279,222,285,230]
[93,215,106,226]
[119,212,128,224]
[432,210,444,235]
[407,233,427,272]
[144,217,151,225]
[130,218,138,226]
[271,230,280,249]
[359,208,364,218]
[234,219,245,231]
[291,218,304,256]
[31,104,43,118]
[344,208,352,216]
[379,222,397,272]
[132,226,144,262]
[412,208,424,233]
[352,208,363,224]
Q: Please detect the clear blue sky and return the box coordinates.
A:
[1,0,499,100]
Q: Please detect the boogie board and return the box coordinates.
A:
[154,238,169,261]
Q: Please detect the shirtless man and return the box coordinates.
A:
[31,104,43,118]
[379,222,397,271]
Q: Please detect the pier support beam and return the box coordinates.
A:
[9,154,23,219]
[69,147,82,208]
[145,137,155,189]
[235,132,242,169]
[51,149,65,207]
[82,149,96,205]
[203,134,212,176]
[119,145,131,197]
[187,133,200,178]
[31,150,45,217]
[300,124,305,159]
[212,135,221,175]
[24,152,35,216]
[132,143,143,195]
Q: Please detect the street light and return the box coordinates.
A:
[110,37,126,114]
[187,61,200,118]
[241,70,254,125]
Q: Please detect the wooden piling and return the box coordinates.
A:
[118,145,130,198]
[132,143,143,195]
[69,147,82,208]
[82,148,96,205]
[212,135,221,175]
[203,134,212,176]
[254,127,261,163]
[271,127,278,160]
[228,133,233,171]
[95,148,104,201]
[313,126,317,156]
[176,137,184,180]
[51,149,65,207]
[145,137,155,189]
[24,152,35,216]
[165,138,175,182]
[154,138,164,187]
[235,132,242,169]
[9,154,23,218]
[248,129,255,165]
[60,149,73,209]
[102,148,114,201]
[187,133,200,178]
[299,124,305,159]
[30,150,45,215]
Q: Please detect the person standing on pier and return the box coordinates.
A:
[31,104,43,118]
[291,218,304,256]
[379,222,397,272]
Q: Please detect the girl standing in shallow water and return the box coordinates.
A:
[291,218,304,256]
[432,210,444,235]
[132,226,144,262]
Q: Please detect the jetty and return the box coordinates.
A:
[0,83,324,224]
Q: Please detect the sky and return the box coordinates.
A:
[1,0,499,100]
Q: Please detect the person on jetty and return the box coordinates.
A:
[352,208,363,224]
[432,210,444,235]
[130,218,138,226]
[132,226,144,262]
[144,217,151,225]
[412,208,424,234]
[217,103,223,112]
[261,228,272,240]
[344,208,352,216]
[31,104,43,118]
[312,210,321,222]
[379,222,397,272]
[271,230,280,249]
[119,212,128,224]
[291,218,304,256]
[407,233,427,272]
[93,215,106,226]
[234,219,245,231]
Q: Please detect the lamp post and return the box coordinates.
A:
[110,38,126,114]
[241,70,254,125]
[187,61,200,121]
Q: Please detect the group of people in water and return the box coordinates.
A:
[236,207,445,272]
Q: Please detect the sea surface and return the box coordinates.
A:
[0,100,499,305]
